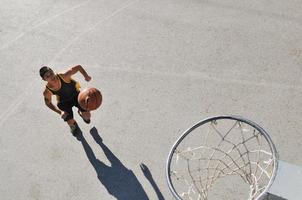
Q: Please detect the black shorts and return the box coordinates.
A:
[57,95,86,121]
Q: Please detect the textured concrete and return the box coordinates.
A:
[1,0,302,199]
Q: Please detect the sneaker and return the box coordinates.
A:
[78,110,91,124]
[70,122,80,136]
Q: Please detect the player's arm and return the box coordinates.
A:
[43,88,61,115]
[63,65,91,82]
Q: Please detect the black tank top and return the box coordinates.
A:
[46,74,80,103]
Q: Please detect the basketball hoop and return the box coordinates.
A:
[166,116,278,200]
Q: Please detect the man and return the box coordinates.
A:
[40,65,92,136]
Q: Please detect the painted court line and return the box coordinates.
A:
[0,0,92,51]
[0,0,139,127]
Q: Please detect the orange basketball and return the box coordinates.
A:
[78,87,102,111]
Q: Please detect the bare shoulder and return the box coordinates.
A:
[58,66,73,82]
[43,87,52,97]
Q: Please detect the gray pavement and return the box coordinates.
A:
[1,0,302,199]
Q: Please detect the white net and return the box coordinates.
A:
[167,117,278,200]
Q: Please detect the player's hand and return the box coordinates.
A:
[85,75,91,82]
[61,111,68,120]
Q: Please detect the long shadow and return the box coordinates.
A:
[76,127,149,200]
[140,163,165,200]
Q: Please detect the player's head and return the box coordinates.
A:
[39,66,54,81]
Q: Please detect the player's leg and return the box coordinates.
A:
[58,102,79,135]
[75,99,91,124]
[67,119,80,136]
[79,110,91,123]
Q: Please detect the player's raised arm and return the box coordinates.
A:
[63,65,91,82]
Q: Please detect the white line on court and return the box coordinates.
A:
[0,0,92,51]
[50,0,139,63]
[0,81,36,127]
[0,0,139,127]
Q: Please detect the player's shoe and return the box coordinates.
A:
[70,122,80,136]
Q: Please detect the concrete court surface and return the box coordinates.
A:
[0,0,302,199]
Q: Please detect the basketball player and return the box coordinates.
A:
[40,65,92,136]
